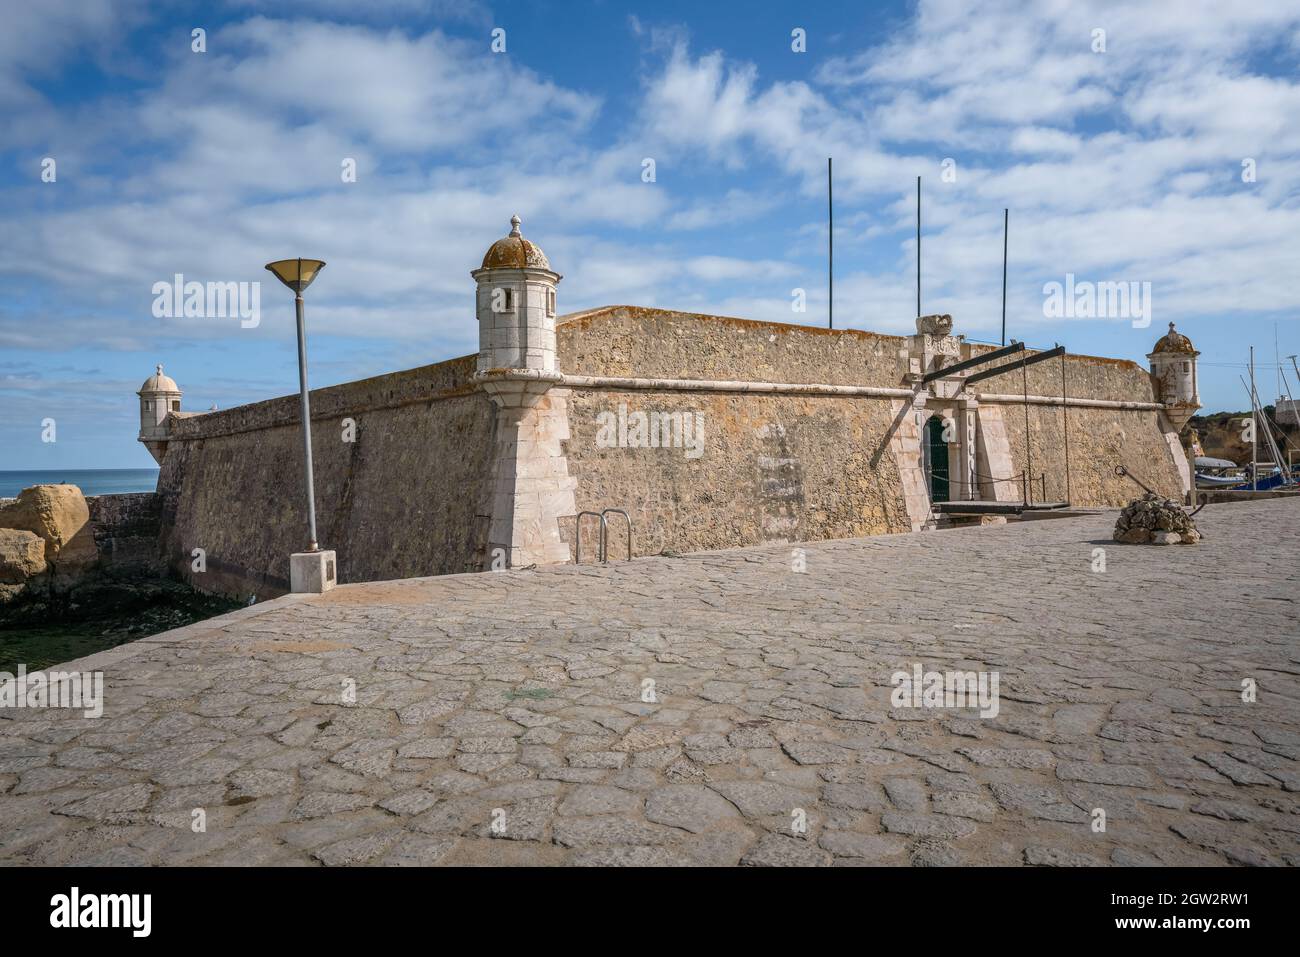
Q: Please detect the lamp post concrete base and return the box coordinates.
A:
[290,550,337,594]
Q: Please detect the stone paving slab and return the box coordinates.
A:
[1,499,1297,866]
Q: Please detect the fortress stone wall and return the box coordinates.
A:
[563,389,914,559]
[137,218,1197,597]
[87,493,166,577]
[147,306,1186,598]
[557,308,915,559]
[156,356,496,595]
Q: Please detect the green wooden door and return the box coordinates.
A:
[925,416,950,502]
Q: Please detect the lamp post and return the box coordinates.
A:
[265,258,336,593]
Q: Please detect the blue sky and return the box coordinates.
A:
[2,0,1299,469]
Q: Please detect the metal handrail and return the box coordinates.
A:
[944,472,1053,506]
[575,511,605,564]
[600,509,632,563]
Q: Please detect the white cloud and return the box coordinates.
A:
[1009,127,1084,156]
[0,0,122,109]
[665,189,779,230]
[4,0,1300,361]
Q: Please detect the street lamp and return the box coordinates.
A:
[265,258,336,593]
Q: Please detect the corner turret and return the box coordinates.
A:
[138,363,181,464]
[471,215,563,406]
[1147,322,1200,431]
[469,216,575,568]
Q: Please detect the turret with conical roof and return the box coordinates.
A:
[138,363,181,464]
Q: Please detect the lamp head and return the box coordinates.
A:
[265,258,326,294]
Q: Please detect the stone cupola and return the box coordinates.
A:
[1147,322,1199,431]
[470,216,576,569]
[471,215,562,381]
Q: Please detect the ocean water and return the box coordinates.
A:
[0,469,160,498]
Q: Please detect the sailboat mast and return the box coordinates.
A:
[1250,346,1258,491]
[1243,373,1286,484]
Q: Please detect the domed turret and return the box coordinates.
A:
[480,215,552,271]
[140,364,180,393]
[1150,322,1196,356]
[469,216,577,571]
[470,215,561,376]
[1147,323,1199,431]
[138,363,181,464]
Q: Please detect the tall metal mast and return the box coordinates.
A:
[1000,209,1008,347]
[1250,346,1258,491]
[827,157,833,330]
[916,176,921,318]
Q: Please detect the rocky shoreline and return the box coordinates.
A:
[0,484,239,669]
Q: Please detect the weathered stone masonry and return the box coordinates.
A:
[140,219,1195,598]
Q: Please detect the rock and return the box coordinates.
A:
[53,783,154,822]
[312,830,403,866]
[883,777,928,811]
[932,790,997,821]
[1111,848,1162,866]
[880,812,977,839]
[1056,761,1156,787]
[910,840,964,867]
[781,740,855,765]
[328,739,396,776]
[1113,493,1198,546]
[613,725,685,752]
[818,830,905,860]
[1023,845,1103,867]
[559,785,642,817]
[1195,752,1276,786]
[740,833,830,867]
[567,751,626,769]
[485,797,556,841]
[0,529,46,583]
[956,747,1054,769]
[289,791,374,820]
[379,835,458,866]
[0,485,97,572]
[989,782,1087,823]
[915,314,954,336]
[378,790,439,815]
[227,768,296,799]
[820,781,889,812]
[710,780,811,818]
[570,845,691,867]
[644,785,740,833]
[552,816,675,847]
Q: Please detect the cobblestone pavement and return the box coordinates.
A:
[1,499,1297,866]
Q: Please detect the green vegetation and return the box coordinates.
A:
[506,687,556,700]
[0,586,242,672]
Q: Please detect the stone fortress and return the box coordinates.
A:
[136,216,1200,597]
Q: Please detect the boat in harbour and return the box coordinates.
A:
[1194,456,1247,488]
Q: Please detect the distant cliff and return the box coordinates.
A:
[1188,408,1299,466]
